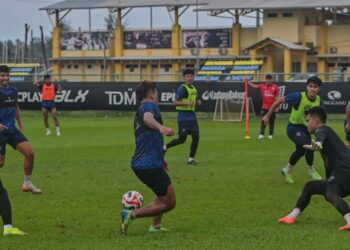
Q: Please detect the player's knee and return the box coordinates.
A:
[178,135,187,144]
[165,197,176,211]
[297,146,306,153]
[324,191,339,204]
[0,187,7,195]
[0,181,6,193]
[295,148,306,157]
[24,149,34,159]
[302,182,314,194]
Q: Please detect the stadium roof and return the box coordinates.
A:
[316,54,350,58]
[51,55,265,61]
[39,0,209,11]
[246,37,310,51]
[198,0,350,11]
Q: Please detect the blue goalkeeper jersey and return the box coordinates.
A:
[131,102,165,170]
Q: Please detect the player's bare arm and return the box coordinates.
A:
[0,123,8,132]
[248,82,258,88]
[57,84,63,92]
[15,104,23,132]
[262,97,285,124]
[33,79,41,86]
[173,100,195,107]
[143,112,174,136]
[55,80,63,92]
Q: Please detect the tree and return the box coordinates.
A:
[105,9,116,33]
[104,9,129,32]
[60,19,72,32]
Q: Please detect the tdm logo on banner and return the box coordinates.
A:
[105,89,136,106]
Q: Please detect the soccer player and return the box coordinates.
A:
[278,106,350,231]
[262,76,323,183]
[33,74,62,136]
[248,74,280,139]
[345,104,350,149]
[121,81,176,235]
[164,69,201,165]
[0,65,42,194]
[0,179,27,236]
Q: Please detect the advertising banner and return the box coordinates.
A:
[13,82,350,114]
[123,30,172,49]
[61,31,110,50]
[182,29,232,48]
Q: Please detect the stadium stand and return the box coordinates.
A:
[5,63,41,82]
[196,59,263,81]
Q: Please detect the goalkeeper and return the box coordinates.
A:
[278,107,350,231]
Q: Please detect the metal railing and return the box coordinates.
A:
[9,72,350,83]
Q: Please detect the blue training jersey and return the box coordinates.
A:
[0,86,18,133]
[131,102,165,170]
[176,85,197,122]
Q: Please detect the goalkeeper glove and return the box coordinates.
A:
[303,140,323,151]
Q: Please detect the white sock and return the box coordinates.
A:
[287,208,301,219]
[284,163,294,173]
[163,145,167,151]
[308,165,316,173]
[4,225,12,229]
[188,157,194,162]
[24,175,32,185]
[46,128,51,133]
[56,127,60,133]
[344,213,350,224]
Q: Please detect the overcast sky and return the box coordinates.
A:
[0,0,256,40]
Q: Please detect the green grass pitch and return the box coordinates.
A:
[1,112,350,249]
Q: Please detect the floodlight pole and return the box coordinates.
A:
[244,76,251,139]
[150,7,153,30]
[195,0,200,72]
[88,9,91,32]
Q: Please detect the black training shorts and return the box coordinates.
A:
[0,129,28,155]
[133,168,171,197]
[328,168,350,198]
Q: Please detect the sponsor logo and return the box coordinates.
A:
[56,90,90,103]
[201,90,245,101]
[328,176,336,184]
[105,89,136,106]
[324,90,348,106]
[18,90,90,103]
[160,92,176,103]
[327,90,342,101]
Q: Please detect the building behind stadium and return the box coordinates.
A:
[39,0,350,82]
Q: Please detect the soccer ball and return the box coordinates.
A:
[121,191,144,210]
